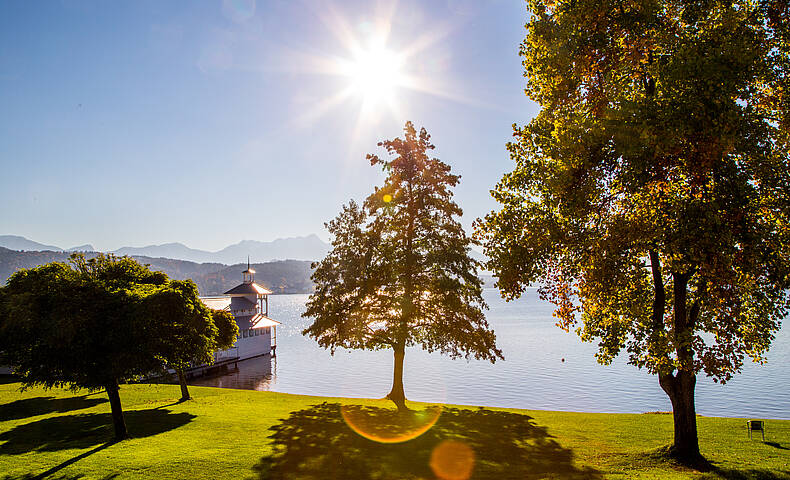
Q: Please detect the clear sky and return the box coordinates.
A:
[0,0,537,252]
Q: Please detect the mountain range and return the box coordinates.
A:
[0,235,96,253]
[0,234,330,264]
[0,234,487,265]
[0,247,313,295]
[0,234,489,292]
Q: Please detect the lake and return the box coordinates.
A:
[189,289,790,419]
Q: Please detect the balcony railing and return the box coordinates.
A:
[214,346,239,362]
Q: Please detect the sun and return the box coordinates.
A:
[286,2,467,149]
[342,45,405,105]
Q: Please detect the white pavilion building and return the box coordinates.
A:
[201,263,280,363]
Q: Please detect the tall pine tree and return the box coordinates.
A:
[304,121,502,410]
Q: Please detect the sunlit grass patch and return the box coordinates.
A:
[1,381,788,479]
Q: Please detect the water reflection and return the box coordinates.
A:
[189,354,276,391]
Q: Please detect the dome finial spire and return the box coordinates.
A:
[243,257,255,283]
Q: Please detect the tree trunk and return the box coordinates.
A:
[105,381,129,441]
[386,347,407,411]
[177,368,191,401]
[659,371,701,463]
[658,271,703,464]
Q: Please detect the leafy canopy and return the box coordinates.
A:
[0,254,227,391]
[476,0,790,383]
[304,121,502,362]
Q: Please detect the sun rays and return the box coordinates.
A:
[286,1,470,149]
[339,44,405,107]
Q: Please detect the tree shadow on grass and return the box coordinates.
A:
[0,376,19,385]
[251,402,602,480]
[623,448,790,480]
[1,473,119,480]
[0,408,195,455]
[0,396,108,421]
[699,468,790,480]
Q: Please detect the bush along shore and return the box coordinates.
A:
[1,381,788,479]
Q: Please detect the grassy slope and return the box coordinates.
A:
[0,380,788,479]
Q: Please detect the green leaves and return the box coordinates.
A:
[477,0,790,384]
[0,256,227,391]
[304,122,502,363]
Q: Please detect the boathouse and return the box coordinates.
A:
[201,263,280,363]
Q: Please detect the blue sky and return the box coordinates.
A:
[0,0,537,252]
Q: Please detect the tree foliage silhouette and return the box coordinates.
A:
[304,122,502,410]
[0,254,229,439]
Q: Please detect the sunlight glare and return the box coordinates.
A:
[283,1,476,154]
[343,45,405,105]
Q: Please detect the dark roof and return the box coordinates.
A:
[224,282,273,295]
[230,297,256,309]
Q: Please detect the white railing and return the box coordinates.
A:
[214,346,239,362]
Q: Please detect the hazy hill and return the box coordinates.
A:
[0,233,486,293]
[1,234,328,264]
[0,235,62,252]
[0,234,487,265]
[193,260,314,295]
[67,244,96,252]
[112,243,217,264]
[0,247,314,295]
[113,235,329,264]
[0,248,72,282]
[212,235,329,264]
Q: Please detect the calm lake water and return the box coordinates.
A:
[190,289,790,419]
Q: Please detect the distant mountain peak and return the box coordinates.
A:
[67,244,95,252]
[0,235,63,252]
[215,235,329,264]
[1,234,330,264]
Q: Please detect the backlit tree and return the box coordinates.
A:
[476,0,790,462]
[304,121,503,410]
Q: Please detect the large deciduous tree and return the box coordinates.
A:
[304,121,503,411]
[0,254,229,440]
[476,0,790,463]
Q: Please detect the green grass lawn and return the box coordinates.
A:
[0,379,788,479]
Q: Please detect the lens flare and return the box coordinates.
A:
[430,440,476,480]
[341,402,442,443]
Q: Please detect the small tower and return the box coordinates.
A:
[243,257,255,284]
[222,260,280,358]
